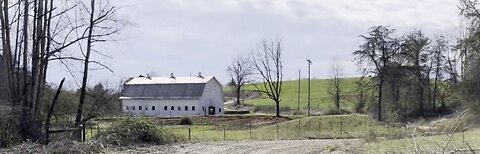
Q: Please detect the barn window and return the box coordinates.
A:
[139,106,142,110]
[126,106,129,110]
[145,106,148,110]
[177,106,181,111]
[131,106,135,110]
[164,106,168,110]
[192,106,196,111]
[219,108,222,113]
[171,106,174,110]
[152,106,156,110]
[185,106,188,111]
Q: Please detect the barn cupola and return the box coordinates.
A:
[170,73,176,79]
[197,72,204,79]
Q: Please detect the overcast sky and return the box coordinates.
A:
[47,0,461,88]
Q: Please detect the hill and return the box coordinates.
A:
[226,77,362,113]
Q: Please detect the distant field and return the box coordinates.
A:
[226,77,361,112]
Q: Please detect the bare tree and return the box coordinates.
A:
[251,39,283,117]
[353,26,401,121]
[429,36,448,112]
[328,63,343,114]
[401,30,430,115]
[0,0,124,144]
[72,0,123,141]
[227,55,253,106]
[353,72,376,114]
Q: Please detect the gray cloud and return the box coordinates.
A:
[46,0,460,87]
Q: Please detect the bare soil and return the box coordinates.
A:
[113,139,360,154]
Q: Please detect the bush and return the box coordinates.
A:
[224,110,250,114]
[94,118,178,146]
[324,107,351,115]
[363,129,377,142]
[253,105,291,113]
[0,106,21,148]
[179,117,193,125]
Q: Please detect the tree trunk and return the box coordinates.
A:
[377,76,384,121]
[433,72,439,113]
[275,100,280,117]
[336,84,340,113]
[45,78,65,144]
[235,85,241,106]
[74,0,95,141]
[418,81,424,116]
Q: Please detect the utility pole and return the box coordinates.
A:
[307,59,312,117]
[297,69,301,112]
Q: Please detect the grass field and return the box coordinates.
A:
[232,77,361,113]
[365,129,480,153]
[165,114,405,142]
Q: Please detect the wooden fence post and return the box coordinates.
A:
[365,119,368,133]
[249,122,252,140]
[298,119,301,138]
[223,127,226,140]
[188,126,191,140]
[82,124,86,142]
[276,124,279,140]
[330,121,333,131]
[340,117,343,137]
[90,126,93,139]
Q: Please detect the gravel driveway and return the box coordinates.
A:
[116,139,361,154]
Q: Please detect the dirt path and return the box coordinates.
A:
[115,139,361,154]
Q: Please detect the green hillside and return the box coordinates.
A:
[228,77,361,113]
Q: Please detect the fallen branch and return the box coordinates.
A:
[411,122,420,153]
[442,109,469,153]
[452,148,480,153]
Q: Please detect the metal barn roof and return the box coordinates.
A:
[126,76,214,85]
[121,76,216,99]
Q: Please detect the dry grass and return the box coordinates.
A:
[0,140,107,153]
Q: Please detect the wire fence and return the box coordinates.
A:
[82,116,411,142]
[167,117,409,141]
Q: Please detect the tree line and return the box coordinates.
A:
[352,0,480,121]
[0,0,124,147]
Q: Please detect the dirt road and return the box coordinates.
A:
[116,139,361,154]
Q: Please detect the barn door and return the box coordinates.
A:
[208,106,216,115]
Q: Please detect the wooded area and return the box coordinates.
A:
[350,0,480,122]
[0,0,124,147]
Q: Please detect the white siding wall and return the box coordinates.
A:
[199,78,224,115]
[120,77,224,117]
[121,99,201,117]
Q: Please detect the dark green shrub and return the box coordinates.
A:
[178,117,193,125]
[94,118,178,146]
[324,107,351,115]
[253,105,291,113]
[224,110,250,114]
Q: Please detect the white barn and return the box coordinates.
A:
[119,74,224,117]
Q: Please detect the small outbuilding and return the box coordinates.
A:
[120,74,224,117]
